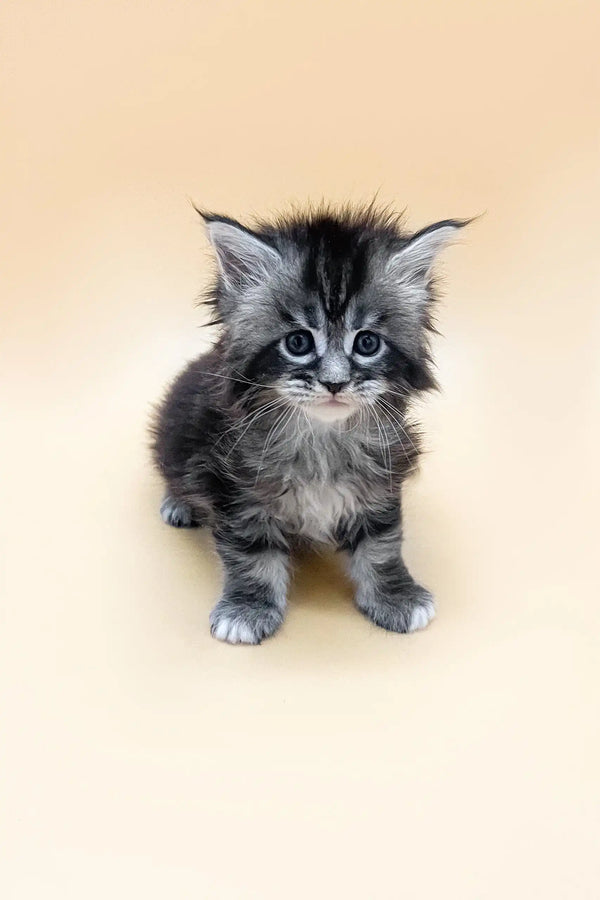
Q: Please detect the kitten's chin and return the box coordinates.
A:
[305,399,356,424]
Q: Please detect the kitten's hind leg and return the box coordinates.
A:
[160,494,200,529]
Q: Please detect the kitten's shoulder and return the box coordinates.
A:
[172,346,226,394]
[150,346,227,477]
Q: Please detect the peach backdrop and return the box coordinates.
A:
[2,1,599,897]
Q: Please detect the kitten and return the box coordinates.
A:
[151,204,466,644]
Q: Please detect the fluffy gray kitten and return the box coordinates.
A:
[151,204,466,644]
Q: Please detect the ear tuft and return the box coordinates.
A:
[387,218,470,284]
[199,211,281,291]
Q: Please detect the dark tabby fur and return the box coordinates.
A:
[151,204,466,643]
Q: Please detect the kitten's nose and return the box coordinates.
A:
[320,380,349,395]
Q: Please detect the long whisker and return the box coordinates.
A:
[269,403,298,449]
[382,387,411,401]
[225,398,287,458]
[212,396,284,449]
[374,402,405,476]
[376,397,419,454]
[301,407,317,455]
[370,405,391,491]
[375,400,416,474]
[253,404,293,485]
[345,404,365,434]
[198,370,267,389]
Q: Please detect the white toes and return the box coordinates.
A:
[408,598,436,632]
[211,615,258,645]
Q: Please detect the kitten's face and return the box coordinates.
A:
[203,208,464,424]
[273,314,401,424]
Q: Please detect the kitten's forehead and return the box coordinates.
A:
[300,219,371,322]
[293,298,374,336]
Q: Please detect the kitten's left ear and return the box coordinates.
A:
[386,219,469,285]
[199,210,281,292]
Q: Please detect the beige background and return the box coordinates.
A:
[2,0,599,897]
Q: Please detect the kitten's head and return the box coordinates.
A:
[201,205,467,423]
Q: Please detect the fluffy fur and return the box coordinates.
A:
[151,203,466,643]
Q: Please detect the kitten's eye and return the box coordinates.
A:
[353,331,381,356]
[285,330,314,356]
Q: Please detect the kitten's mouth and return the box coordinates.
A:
[307,396,356,423]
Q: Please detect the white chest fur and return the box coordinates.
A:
[274,480,360,543]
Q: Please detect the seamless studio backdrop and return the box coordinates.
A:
[1,1,599,898]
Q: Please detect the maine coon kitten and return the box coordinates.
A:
[151,205,466,644]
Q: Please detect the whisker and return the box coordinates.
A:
[225,399,287,458]
[198,369,267,389]
[270,404,298,448]
[253,404,293,485]
[370,406,392,491]
[212,396,285,449]
[376,397,419,454]
[302,407,317,456]
[382,387,411,401]
[375,400,416,472]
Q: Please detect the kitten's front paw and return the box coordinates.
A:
[160,495,199,528]
[357,584,435,634]
[209,597,284,645]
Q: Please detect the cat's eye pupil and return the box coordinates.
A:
[354,331,380,356]
[285,330,314,355]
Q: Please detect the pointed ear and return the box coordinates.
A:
[386,219,468,284]
[200,212,281,291]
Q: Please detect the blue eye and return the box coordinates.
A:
[285,330,314,356]
[353,331,381,356]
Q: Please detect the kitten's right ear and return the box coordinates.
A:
[197,209,281,292]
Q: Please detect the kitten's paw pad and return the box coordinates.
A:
[160,495,198,528]
[358,585,435,634]
[209,599,284,645]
